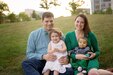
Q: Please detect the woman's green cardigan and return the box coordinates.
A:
[65,31,100,74]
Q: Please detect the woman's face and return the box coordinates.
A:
[75,16,85,31]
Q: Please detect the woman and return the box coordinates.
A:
[65,14,113,75]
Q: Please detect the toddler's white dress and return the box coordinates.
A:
[42,40,71,73]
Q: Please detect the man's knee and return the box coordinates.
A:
[22,60,28,69]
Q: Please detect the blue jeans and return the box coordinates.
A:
[22,58,74,75]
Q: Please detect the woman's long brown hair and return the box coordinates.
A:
[75,14,91,37]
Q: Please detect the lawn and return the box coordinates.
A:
[0,14,113,75]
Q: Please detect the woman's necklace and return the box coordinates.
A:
[75,30,84,40]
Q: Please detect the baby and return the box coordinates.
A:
[69,37,91,75]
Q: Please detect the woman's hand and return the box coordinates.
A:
[59,56,69,65]
[76,54,90,60]
[88,52,96,59]
[43,53,57,61]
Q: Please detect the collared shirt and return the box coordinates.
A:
[26,27,50,60]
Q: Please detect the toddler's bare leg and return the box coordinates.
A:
[43,70,50,75]
[54,70,59,75]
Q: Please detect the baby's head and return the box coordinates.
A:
[49,28,62,43]
[78,37,88,48]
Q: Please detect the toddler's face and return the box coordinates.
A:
[50,32,60,43]
[78,38,87,48]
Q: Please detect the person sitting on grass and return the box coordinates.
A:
[42,28,71,75]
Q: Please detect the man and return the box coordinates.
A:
[22,12,74,75]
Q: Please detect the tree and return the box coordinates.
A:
[0,13,7,23]
[0,1,9,13]
[40,0,60,10]
[69,0,84,15]
[0,1,9,23]
[106,7,112,14]
[19,12,31,21]
[7,13,18,22]
[32,10,41,20]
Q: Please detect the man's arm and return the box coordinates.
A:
[26,31,42,59]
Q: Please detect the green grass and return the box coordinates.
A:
[0,14,113,75]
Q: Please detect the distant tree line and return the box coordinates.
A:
[1,0,112,24]
[0,11,41,24]
[0,0,85,24]
[94,7,112,14]
[0,1,41,24]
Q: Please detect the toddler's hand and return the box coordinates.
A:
[54,48,59,52]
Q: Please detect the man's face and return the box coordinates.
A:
[42,17,54,32]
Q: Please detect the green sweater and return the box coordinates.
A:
[65,31,100,72]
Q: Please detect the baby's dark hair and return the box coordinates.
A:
[78,37,88,43]
[49,28,62,39]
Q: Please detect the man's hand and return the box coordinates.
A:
[43,53,57,61]
[59,56,69,65]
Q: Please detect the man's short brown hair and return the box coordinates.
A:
[42,12,54,20]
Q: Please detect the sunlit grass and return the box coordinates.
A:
[0,14,113,74]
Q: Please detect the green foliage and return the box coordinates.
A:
[106,7,112,14]
[7,13,18,22]
[69,0,84,15]
[19,12,31,21]
[40,0,60,10]
[0,12,7,24]
[93,7,112,14]
[0,1,9,24]
[69,2,80,15]
[0,1,9,13]
[32,11,41,20]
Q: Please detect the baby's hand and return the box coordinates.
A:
[76,54,89,60]
[85,54,90,57]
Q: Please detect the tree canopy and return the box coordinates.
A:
[0,1,9,23]
[0,1,9,13]
[69,0,84,15]
[40,0,60,10]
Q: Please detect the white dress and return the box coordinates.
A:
[42,40,71,73]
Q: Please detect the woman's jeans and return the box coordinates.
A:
[22,58,74,75]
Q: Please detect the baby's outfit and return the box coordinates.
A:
[69,46,91,75]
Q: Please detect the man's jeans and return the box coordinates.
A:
[22,58,74,75]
